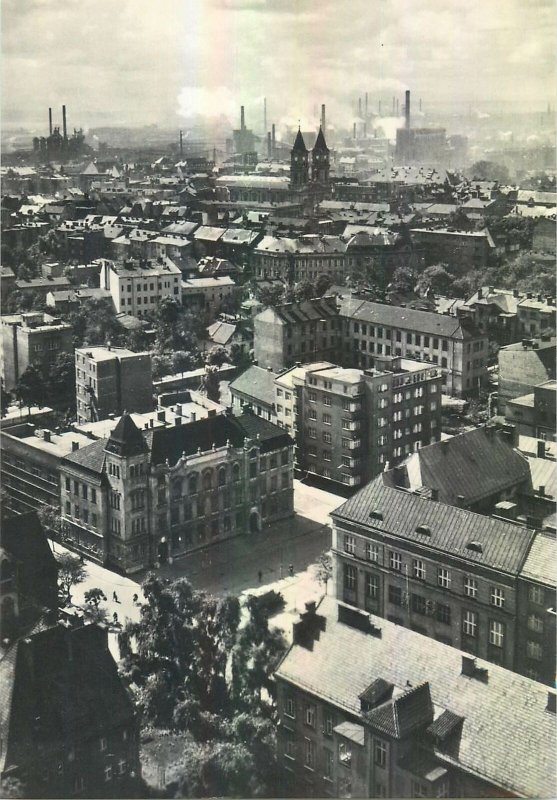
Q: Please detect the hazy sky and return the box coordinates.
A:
[2,0,555,131]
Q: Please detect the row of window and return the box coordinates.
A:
[65,478,97,503]
[343,538,508,605]
[351,323,450,352]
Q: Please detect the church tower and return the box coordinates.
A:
[311,125,330,184]
[290,128,309,188]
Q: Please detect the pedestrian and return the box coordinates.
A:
[112,591,119,603]
[258,570,263,583]
[288,564,294,577]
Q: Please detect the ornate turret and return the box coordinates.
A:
[290,128,309,188]
[311,125,330,184]
[105,413,147,458]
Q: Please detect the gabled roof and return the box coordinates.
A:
[105,413,148,457]
[207,320,237,345]
[275,596,556,798]
[365,682,433,739]
[332,476,536,575]
[230,365,276,407]
[292,128,308,153]
[62,438,108,475]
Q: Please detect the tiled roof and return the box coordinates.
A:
[275,596,556,798]
[258,297,339,325]
[365,682,433,738]
[2,512,56,576]
[519,533,556,587]
[62,438,108,475]
[339,297,482,340]
[332,477,536,575]
[392,426,531,507]
[106,413,148,457]
[229,365,276,407]
[207,321,237,345]
[526,456,557,500]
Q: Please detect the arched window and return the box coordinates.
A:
[218,467,226,487]
[233,463,241,482]
[203,470,213,491]
[188,474,198,494]
[171,478,183,499]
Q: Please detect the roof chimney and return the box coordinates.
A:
[537,440,546,459]
[49,107,53,136]
[71,441,79,451]
[62,104,68,140]
[547,692,556,713]
[405,90,411,129]
[431,488,439,501]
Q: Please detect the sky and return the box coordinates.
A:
[2,0,555,132]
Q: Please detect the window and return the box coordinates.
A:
[389,585,403,606]
[412,594,427,615]
[527,641,543,661]
[529,584,544,605]
[118,759,127,775]
[324,713,334,737]
[489,620,504,648]
[437,568,450,588]
[413,559,426,580]
[344,534,356,555]
[307,427,316,439]
[285,735,296,760]
[322,431,332,444]
[203,470,213,490]
[411,780,429,797]
[308,391,317,402]
[308,408,317,420]
[65,477,71,491]
[389,551,402,572]
[490,587,505,608]
[285,697,295,718]
[305,703,316,727]
[344,564,356,591]
[323,413,332,425]
[463,610,478,637]
[104,766,112,782]
[528,614,544,633]
[339,741,352,767]
[304,738,314,769]
[436,603,451,625]
[100,737,108,752]
[464,576,477,598]
[366,573,379,600]
[324,748,334,780]
[366,542,379,562]
[323,395,332,406]
[218,467,226,486]
[374,738,387,767]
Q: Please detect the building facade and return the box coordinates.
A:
[498,335,556,413]
[1,311,73,391]
[75,346,154,425]
[59,411,294,574]
[101,257,182,317]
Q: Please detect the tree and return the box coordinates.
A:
[315,273,333,297]
[84,587,109,624]
[152,353,173,380]
[469,160,510,184]
[172,739,260,799]
[84,587,107,608]
[446,207,474,231]
[69,297,121,347]
[56,552,87,602]
[315,550,333,593]
[125,327,151,353]
[202,366,220,403]
[292,278,315,303]
[206,346,228,368]
[0,777,27,799]
[255,284,285,308]
[389,266,416,294]
[44,352,76,413]
[37,504,63,538]
[15,365,46,411]
[1,386,11,417]
[416,264,455,297]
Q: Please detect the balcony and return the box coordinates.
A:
[342,420,361,432]
[345,439,361,450]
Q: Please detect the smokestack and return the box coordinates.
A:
[179,130,183,158]
[240,105,245,131]
[358,97,362,117]
[353,122,356,139]
[49,107,53,136]
[271,123,276,158]
[419,97,422,112]
[405,90,411,129]
[363,121,367,138]
[263,97,267,135]
[365,92,368,115]
[62,104,67,140]
[321,104,326,134]
[267,131,272,158]
[392,96,395,114]
[378,100,382,114]
[396,98,399,116]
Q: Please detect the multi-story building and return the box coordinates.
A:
[340,298,487,397]
[498,335,556,413]
[274,596,556,799]
[505,380,557,441]
[1,311,73,391]
[252,235,347,283]
[330,473,556,685]
[410,227,496,271]
[254,298,341,373]
[101,257,182,317]
[181,275,238,318]
[462,287,556,345]
[0,621,140,798]
[229,364,278,422]
[58,410,294,573]
[274,357,443,489]
[75,346,153,425]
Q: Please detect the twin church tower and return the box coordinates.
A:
[290,126,330,188]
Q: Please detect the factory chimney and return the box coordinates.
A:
[419,97,422,112]
[62,104,67,140]
[353,122,356,139]
[263,97,267,135]
[358,97,362,117]
[392,96,395,114]
[378,99,382,114]
[365,92,368,116]
[271,123,276,158]
[267,131,272,158]
[179,130,183,157]
[321,104,326,134]
[240,105,245,131]
[48,107,53,136]
[405,90,411,129]
[396,98,399,116]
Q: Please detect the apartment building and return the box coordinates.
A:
[181,275,238,318]
[1,311,73,391]
[498,335,556,413]
[505,380,557,441]
[254,298,341,373]
[274,596,555,799]
[75,346,153,425]
[462,286,555,345]
[410,227,496,271]
[340,298,487,396]
[330,474,556,685]
[274,357,443,488]
[101,257,182,317]
[59,410,294,573]
[252,235,347,282]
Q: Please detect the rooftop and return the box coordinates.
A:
[229,365,276,407]
[520,533,556,587]
[275,596,556,799]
